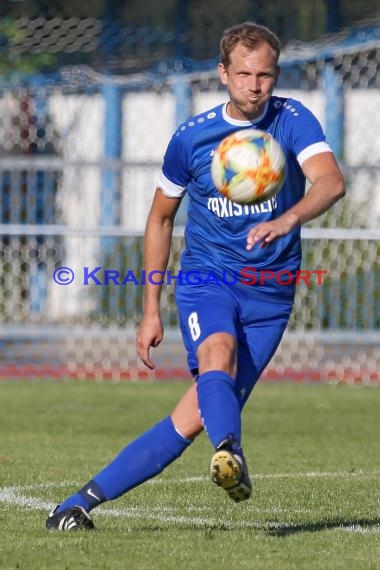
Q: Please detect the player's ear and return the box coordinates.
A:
[218,62,228,86]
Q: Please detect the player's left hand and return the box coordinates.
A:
[136,313,164,369]
[246,215,297,250]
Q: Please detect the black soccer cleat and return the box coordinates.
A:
[210,438,252,503]
[46,505,95,531]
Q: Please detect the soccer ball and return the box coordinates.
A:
[211,129,286,204]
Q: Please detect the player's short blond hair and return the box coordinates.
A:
[220,22,281,68]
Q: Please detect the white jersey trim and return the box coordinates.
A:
[222,102,269,126]
[297,142,332,166]
[157,171,186,198]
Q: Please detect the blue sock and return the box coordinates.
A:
[197,370,241,449]
[57,416,191,513]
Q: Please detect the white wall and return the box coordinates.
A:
[44,86,379,317]
[48,87,380,234]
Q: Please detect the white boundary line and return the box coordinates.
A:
[146,470,379,483]
[1,473,379,534]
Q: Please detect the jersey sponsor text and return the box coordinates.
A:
[207,195,277,218]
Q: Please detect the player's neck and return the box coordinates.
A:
[224,101,269,125]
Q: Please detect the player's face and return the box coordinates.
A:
[218,42,280,121]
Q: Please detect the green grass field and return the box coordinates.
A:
[0,380,379,570]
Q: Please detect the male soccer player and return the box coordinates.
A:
[46,21,345,530]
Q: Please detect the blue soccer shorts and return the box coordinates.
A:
[175,277,293,410]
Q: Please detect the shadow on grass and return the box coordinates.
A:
[267,517,380,537]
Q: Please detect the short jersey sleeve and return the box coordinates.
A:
[287,102,332,166]
[157,130,192,198]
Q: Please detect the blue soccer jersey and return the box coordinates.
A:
[157,96,332,299]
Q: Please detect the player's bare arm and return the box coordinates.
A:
[246,152,345,249]
[136,188,182,368]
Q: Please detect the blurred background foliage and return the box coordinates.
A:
[0,0,379,75]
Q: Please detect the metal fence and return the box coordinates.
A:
[0,20,379,383]
[1,225,379,383]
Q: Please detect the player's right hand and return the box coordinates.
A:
[136,313,164,369]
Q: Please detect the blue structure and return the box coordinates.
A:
[101,82,122,236]
[323,63,344,160]
[173,73,192,226]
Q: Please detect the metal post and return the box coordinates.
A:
[28,79,59,316]
[101,82,122,231]
[323,62,344,161]
[100,82,122,316]
[173,73,192,129]
[173,74,192,226]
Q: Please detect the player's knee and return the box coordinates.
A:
[197,333,237,375]
[171,415,203,440]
